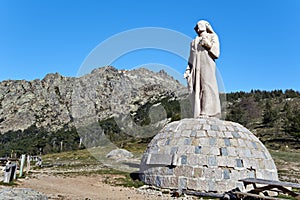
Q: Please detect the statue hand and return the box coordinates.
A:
[200,37,212,49]
[183,70,189,79]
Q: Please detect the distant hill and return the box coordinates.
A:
[225,89,300,150]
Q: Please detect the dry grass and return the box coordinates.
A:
[270,149,300,183]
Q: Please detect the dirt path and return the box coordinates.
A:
[16,174,183,200]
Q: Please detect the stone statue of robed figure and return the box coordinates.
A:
[184,20,221,118]
[140,20,279,193]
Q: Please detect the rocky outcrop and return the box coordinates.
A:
[0,188,48,200]
[0,66,187,134]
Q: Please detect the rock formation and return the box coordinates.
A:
[0,66,186,134]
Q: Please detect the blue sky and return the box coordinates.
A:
[0,0,299,92]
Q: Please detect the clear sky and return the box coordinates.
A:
[0,0,299,92]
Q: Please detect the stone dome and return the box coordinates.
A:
[140,118,278,193]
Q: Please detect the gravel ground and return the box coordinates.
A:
[0,188,47,200]
[15,173,197,200]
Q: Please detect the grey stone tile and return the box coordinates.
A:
[208,156,217,166]
[195,146,202,154]
[220,147,228,156]
[179,177,187,189]
[209,137,216,146]
[181,155,187,164]
[224,138,231,146]
[236,158,244,168]
[223,169,230,179]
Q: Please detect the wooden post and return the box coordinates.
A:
[9,163,16,182]
[19,154,26,177]
[13,162,17,180]
[3,162,11,183]
[60,141,63,151]
[79,137,82,148]
[26,155,30,173]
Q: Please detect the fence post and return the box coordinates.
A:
[26,155,31,173]
[19,154,26,177]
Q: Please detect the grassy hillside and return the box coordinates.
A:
[226,89,300,149]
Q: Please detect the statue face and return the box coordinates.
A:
[197,22,206,32]
[195,27,205,36]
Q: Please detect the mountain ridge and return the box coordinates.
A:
[0,66,187,134]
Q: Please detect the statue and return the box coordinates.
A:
[141,24,279,191]
[184,20,221,118]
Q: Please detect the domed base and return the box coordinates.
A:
[140,118,278,192]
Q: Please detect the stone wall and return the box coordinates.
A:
[140,118,278,192]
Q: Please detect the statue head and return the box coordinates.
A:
[194,20,214,35]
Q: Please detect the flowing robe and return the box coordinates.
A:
[185,31,221,118]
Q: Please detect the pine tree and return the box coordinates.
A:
[283,102,292,133]
[263,100,278,127]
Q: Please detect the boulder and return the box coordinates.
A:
[106,148,134,160]
[0,188,47,200]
